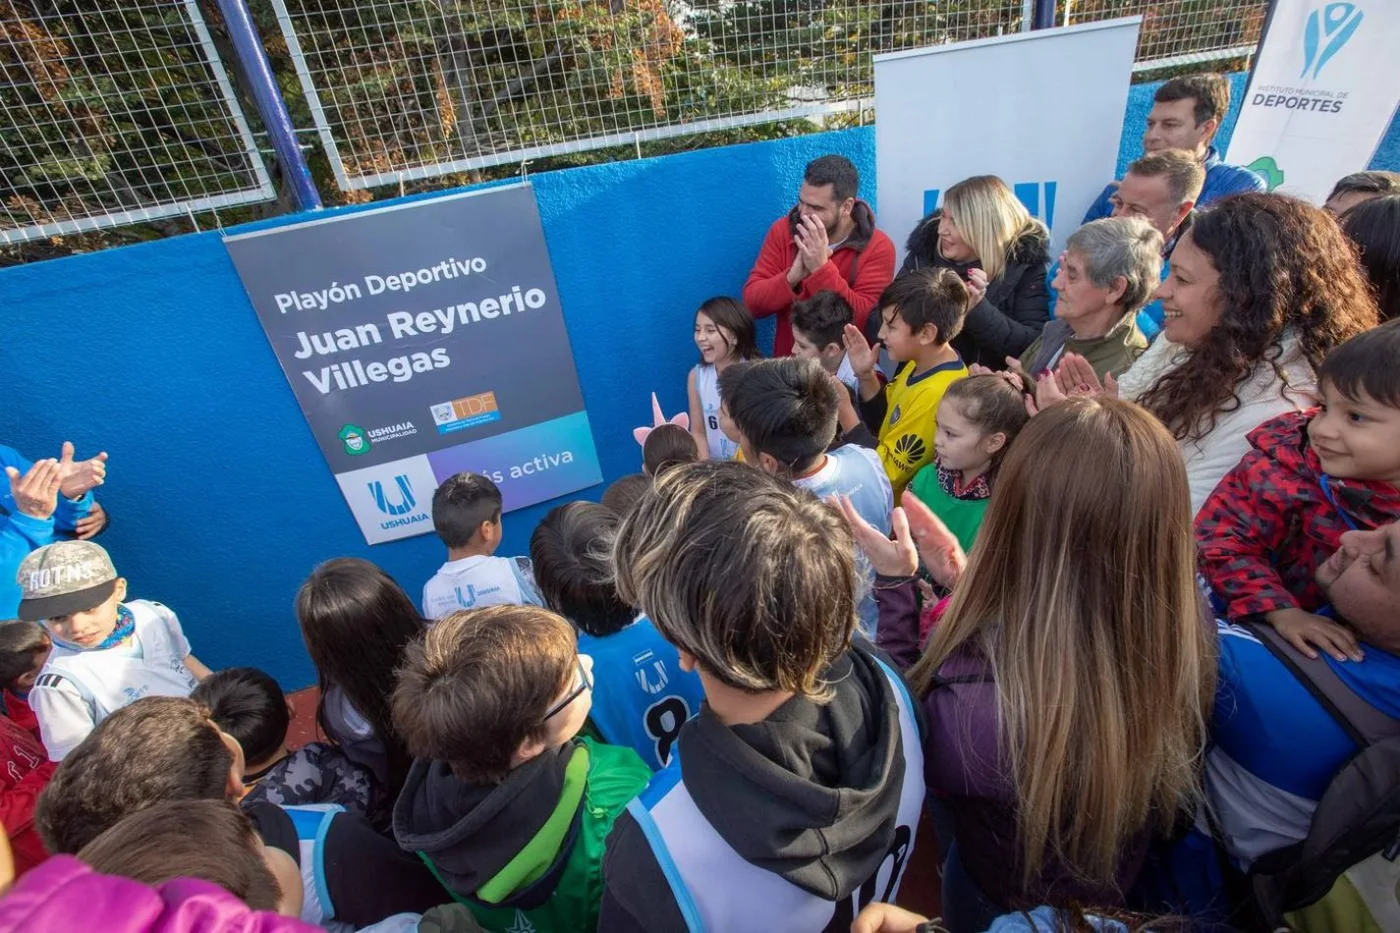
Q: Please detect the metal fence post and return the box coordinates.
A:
[214,0,322,212]
[1033,0,1059,30]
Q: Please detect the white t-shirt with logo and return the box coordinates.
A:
[30,599,199,761]
[421,555,543,620]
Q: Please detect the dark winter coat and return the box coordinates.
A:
[899,214,1052,368]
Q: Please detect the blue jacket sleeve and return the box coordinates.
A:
[1081,182,1117,224]
[0,512,54,617]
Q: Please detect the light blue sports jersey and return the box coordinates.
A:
[578,616,704,771]
[794,445,894,636]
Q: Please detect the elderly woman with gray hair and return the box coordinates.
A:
[1017,216,1163,381]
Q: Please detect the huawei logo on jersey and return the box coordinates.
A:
[892,433,926,467]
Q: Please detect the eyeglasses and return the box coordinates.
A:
[540,657,593,724]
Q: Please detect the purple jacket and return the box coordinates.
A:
[875,579,1150,911]
[0,857,320,933]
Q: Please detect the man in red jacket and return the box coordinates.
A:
[743,155,895,356]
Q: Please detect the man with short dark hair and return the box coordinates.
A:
[744,154,896,356]
[1082,74,1263,224]
[1323,170,1400,216]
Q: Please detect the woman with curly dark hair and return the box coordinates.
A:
[1108,193,1379,512]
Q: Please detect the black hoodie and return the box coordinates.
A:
[900,213,1052,368]
[393,745,578,910]
[598,645,923,933]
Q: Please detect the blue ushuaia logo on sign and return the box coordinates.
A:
[370,474,416,516]
[1302,2,1362,79]
[923,182,1057,229]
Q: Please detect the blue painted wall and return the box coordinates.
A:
[2,79,1396,690]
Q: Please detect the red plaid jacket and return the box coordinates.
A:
[1195,409,1400,620]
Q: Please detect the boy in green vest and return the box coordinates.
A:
[391,605,650,933]
[907,374,1028,554]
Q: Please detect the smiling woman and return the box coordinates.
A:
[1121,193,1379,513]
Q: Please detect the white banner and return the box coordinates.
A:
[874,19,1141,262]
[1227,0,1400,203]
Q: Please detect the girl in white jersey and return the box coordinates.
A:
[16,540,209,762]
[685,296,760,461]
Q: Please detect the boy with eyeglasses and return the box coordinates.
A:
[390,605,650,933]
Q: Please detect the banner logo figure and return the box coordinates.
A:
[1302,2,1363,79]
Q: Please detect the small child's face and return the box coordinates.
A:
[11,636,51,693]
[1309,381,1400,486]
[45,581,126,649]
[877,306,928,363]
[935,398,995,474]
[694,312,736,366]
[790,328,842,374]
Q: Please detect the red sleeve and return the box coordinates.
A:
[798,230,896,332]
[1194,450,1300,619]
[742,218,799,318]
[0,760,55,840]
[4,692,41,745]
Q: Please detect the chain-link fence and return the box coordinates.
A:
[1066,0,1267,72]
[0,0,275,245]
[271,0,1034,189]
[1,0,1270,250]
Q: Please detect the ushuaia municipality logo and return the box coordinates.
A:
[339,424,371,456]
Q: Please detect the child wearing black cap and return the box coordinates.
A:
[17,540,208,761]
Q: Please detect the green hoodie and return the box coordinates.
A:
[397,737,649,933]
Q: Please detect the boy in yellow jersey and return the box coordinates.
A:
[839,269,969,496]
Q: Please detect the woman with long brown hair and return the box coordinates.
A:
[1056,193,1378,513]
[842,397,1217,931]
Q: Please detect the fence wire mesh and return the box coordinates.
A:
[1067,0,1267,72]
[0,0,275,245]
[272,0,1031,189]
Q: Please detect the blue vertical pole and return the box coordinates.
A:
[1033,0,1058,30]
[214,0,322,212]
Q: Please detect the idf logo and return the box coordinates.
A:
[369,474,416,516]
[923,182,1058,229]
[339,424,371,456]
[1302,2,1362,79]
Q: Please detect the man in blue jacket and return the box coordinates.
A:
[1149,521,1400,918]
[1083,74,1263,225]
[1,442,107,616]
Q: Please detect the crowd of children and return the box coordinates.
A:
[1,165,1399,933]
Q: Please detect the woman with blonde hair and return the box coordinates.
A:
[899,175,1052,367]
[841,397,1216,932]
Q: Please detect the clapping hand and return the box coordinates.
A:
[1053,353,1118,399]
[833,490,967,588]
[6,459,61,520]
[842,324,881,379]
[964,267,989,307]
[56,441,108,499]
[795,214,831,275]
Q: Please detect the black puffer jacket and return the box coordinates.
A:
[899,213,1052,368]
